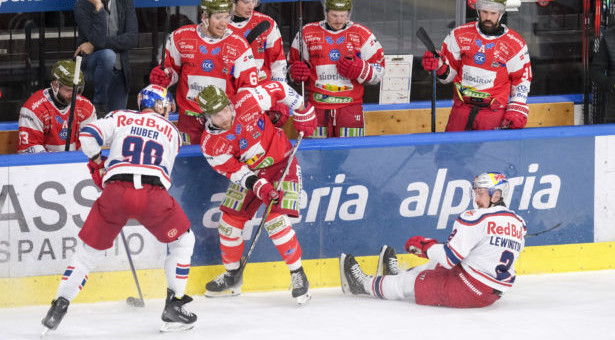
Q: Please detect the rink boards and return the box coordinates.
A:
[1,125,615,306]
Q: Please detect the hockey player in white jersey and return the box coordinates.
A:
[341,172,526,308]
[41,85,197,334]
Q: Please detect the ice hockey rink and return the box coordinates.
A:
[1,269,613,340]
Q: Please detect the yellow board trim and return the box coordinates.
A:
[2,241,614,308]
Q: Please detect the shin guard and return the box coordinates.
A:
[165,230,195,298]
[265,213,302,271]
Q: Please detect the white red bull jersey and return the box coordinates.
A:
[17,89,96,153]
[163,24,259,117]
[200,81,302,188]
[439,22,532,106]
[426,205,527,292]
[229,11,287,82]
[288,21,385,109]
[79,110,182,190]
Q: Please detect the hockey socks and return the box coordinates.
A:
[164,231,195,297]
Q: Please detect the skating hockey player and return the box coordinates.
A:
[341,172,527,308]
[197,82,316,305]
[287,0,385,138]
[422,0,532,131]
[41,85,197,334]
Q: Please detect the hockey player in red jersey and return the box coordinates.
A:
[288,0,385,138]
[42,85,197,334]
[17,59,96,153]
[196,82,316,304]
[340,172,527,308]
[422,0,532,131]
[149,0,260,145]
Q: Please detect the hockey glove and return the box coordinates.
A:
[265,103,290,128]
[405,236,437,259]
[253,178,280,207]
[289,61,310,83]
[87,155,107,190]
[149,65,172,88]
[421,51,448,76]
[336,56,373,83]
[292,103,317,136]
[502,102,529,129]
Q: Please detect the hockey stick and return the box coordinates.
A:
[238,131,305,274]
[64,55,82,151]
[416,27,438,133]
[120,230,145,307]
[526,222,563,237]
[245,20,271,44]
[298,0,305,98]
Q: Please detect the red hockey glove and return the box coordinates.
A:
[149,66,172,88]
[289,61,310,82]
[421,51,448,76]
[86,155,107,190]
[336,56,373,83]
[253,178,280,207]
[502,102,529,129]
[292,103,317,136]
[265,103,290,128]
[405,236,438,259]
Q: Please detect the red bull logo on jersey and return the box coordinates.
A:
[117,115,174,142]
[487,221,524,241]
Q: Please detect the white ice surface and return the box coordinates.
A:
[3,270,615,340]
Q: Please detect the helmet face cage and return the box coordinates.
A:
[137,85,172,114]
[473,172,509,203]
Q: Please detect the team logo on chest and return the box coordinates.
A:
[473,39,494,65]
[202,59,214,72]
[239,138,248,150]
[56,116,69,141]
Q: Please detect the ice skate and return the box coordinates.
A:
[339,253,369,295]
[204,269,243,297]
[290,267,311,305]
[376,245,400,276]
[41,297,70,335]
[160,289,197,332]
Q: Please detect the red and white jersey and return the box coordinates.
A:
[426,205,527,293]
[200,81,302,188]
[439,22,532,106]
[229,11,287,83]
[17,89,96,153]
[163,24,259,117]
[79,110,182,190]
[288,21,385,109]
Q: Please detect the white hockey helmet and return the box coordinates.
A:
[473,172,509,204]
[476,0,506,23]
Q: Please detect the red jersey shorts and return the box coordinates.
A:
[414,264,501,308]
[79,180,191,250]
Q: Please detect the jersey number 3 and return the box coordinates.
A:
[495,250,514,281]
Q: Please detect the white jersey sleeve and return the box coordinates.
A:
[79,110,182,189]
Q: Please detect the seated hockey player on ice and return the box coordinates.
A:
[41,85,197,334]
[196,82,316,304]
[340,172,527,308]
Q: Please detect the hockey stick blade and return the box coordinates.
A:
[126,296,145,307]
[245,20,271,44]
[416,27,439,57]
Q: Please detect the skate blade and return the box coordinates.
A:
[41,327,51,338]
[339,253,350,295]
[376,245,388,277]
[295,292,312,305]
[204,287,241,297]
[160,321,195,332]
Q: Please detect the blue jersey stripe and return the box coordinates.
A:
[80,126,103,146]
[444,244,461,266]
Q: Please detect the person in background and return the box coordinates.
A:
[17,59,96,153]
[287,0,385,138]
[341,172,526,308]
[41,85,197,334]
[422,0,532,131]
[590,26,615,123]
[73,0,138,117]
[149,0,259,145]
